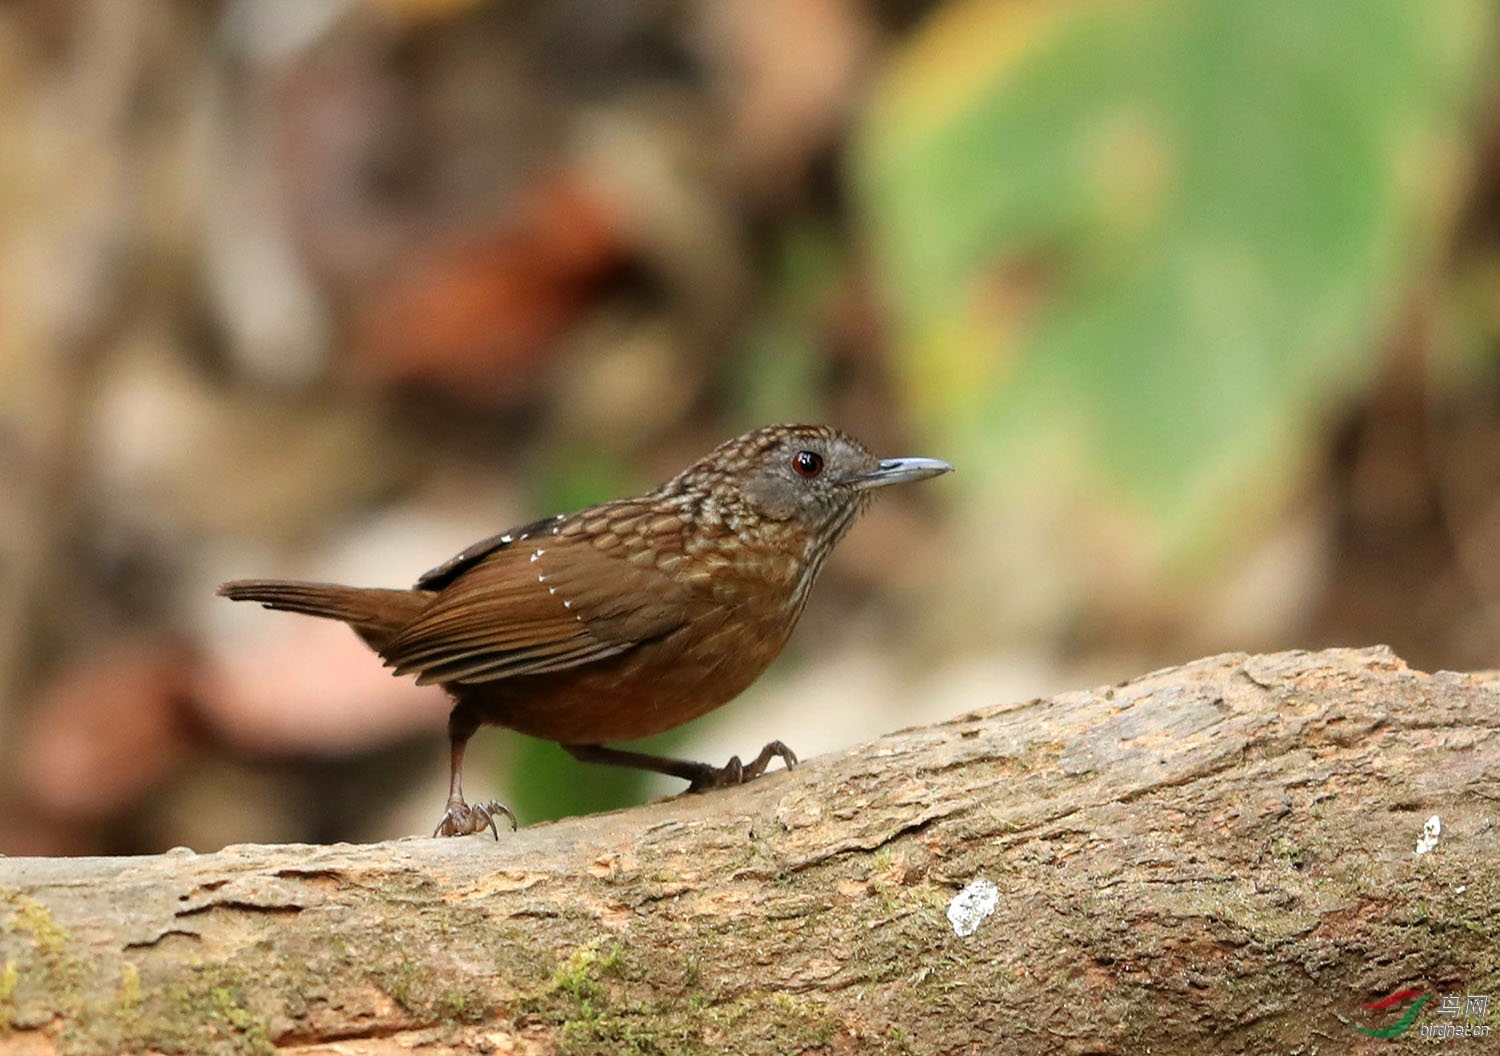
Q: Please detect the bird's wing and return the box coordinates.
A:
[413,515,562,591]
[382,520,695,686]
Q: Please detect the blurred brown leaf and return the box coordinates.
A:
[14,636,200,822]
[350,176,627,402]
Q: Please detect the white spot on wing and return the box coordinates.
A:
[946,878,998,937]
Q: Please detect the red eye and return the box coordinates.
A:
[792,450,824,478]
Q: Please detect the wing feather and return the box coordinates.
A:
[381,514,694,685]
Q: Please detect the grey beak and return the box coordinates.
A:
[853,456,954,490]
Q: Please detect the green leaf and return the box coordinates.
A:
[856,0,1493,569]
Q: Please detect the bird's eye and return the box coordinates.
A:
[792,450,824,478]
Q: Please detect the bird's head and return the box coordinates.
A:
[666,425,952,549]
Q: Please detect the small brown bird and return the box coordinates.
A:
[220,424,951,837]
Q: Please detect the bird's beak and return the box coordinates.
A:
[852,457,954,490]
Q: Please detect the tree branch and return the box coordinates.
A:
[3,646,1497,1054]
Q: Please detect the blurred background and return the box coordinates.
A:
[3,0,1499,854]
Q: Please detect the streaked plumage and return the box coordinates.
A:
[220,424,952,837]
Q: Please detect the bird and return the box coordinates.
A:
[219,424,952,837]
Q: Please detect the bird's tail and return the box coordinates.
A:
[218,580,428,652]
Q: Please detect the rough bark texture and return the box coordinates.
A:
[1,646,1497,1055]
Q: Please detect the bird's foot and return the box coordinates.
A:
[432,797,518,839]
[686,740,798,792]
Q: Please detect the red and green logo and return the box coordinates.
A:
[1345,989,1429,1039]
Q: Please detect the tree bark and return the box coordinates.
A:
[1,646,1496,1055]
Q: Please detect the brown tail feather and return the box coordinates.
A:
[218,579,428,652]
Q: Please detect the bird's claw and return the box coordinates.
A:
[686,740,798,792]
[433,798,518,839]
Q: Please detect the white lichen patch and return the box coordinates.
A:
[946,878,998,937]
[1415,815,1441,855]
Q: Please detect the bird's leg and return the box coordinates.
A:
[433,704,516,838]
[563,741,798,793]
